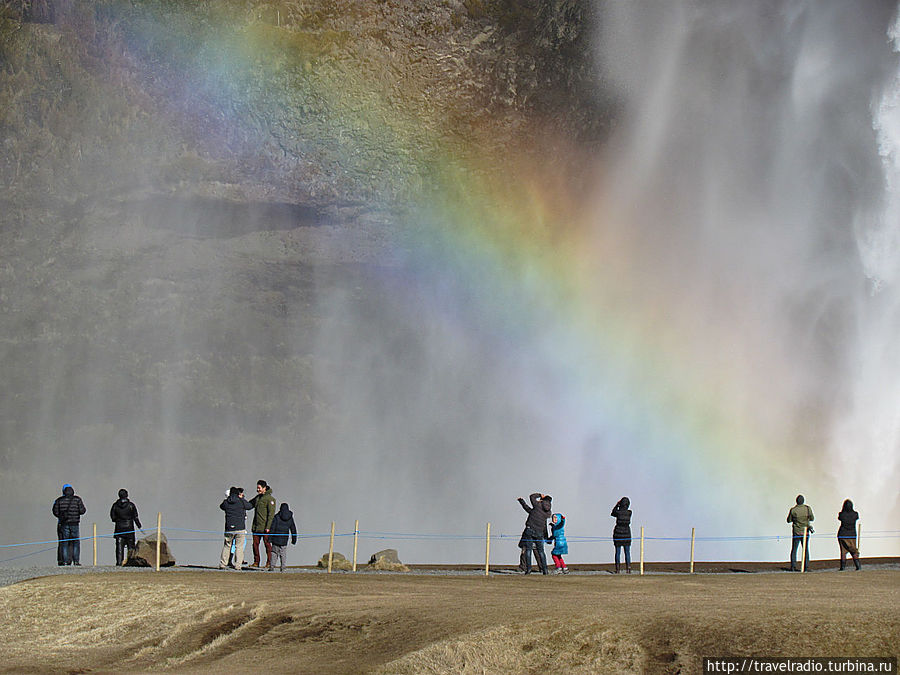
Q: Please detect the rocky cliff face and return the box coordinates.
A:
[0,0,611,548]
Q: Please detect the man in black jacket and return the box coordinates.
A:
[517,493,551,575]
[110,489,142,566]
[52,484,86,566]
[219,487,253,570]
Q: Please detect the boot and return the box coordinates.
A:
[625,563,631,574]
[615,562,620,574]
[854,557,861,571]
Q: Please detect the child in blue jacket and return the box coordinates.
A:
[549,513,569,574]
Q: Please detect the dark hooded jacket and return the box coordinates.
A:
[220,491,253,531]
[518,493,552,539]
[52,486,86,524]
[110,497,142,535]
[837,503,859,540]
[611,498,632,546]
[268,503,297,547]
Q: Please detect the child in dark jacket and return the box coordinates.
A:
[549,513,569,574]
[268,503,298,572]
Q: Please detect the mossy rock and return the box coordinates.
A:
[317,551,353,570]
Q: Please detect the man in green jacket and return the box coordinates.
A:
[787,494,814,571]
[249,480,277,569]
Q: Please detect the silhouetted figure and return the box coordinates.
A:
[517,493,551,574]
[52,484,86,566]
[219,487,253,570]
[787,494,814,571]
[549,513,569,574]
[249,480,276,569]
[268,503,298,572]
[110,489,142,566]
[837,499,861,571]
[611,497,632,574]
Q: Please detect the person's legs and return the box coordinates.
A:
[220,532,235,568]
[803,531,810,570]
[251,534,262,566]
[264,535,273,568]
[534,542,548,575]
[115,535,125,566]
[519,546,528,572]
[70,524,81,565]
[624,545,631,572]
[614,544,621,572]
[790,533,801,570]
[57,523,67,565]
[234,530,247,570]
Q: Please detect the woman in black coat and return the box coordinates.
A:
[110,489,142,566]
[837,499,861,571]
[611,497,632,574]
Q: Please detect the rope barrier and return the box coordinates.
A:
[1,528,897,554]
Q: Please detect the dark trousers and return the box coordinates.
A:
[252,533,272,566]
[790,531,810,571]
[521,529,548,574]
[57,523,80,565]
[115,533,136,566]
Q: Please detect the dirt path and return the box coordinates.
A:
[0,570,896,674]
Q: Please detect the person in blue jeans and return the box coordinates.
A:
[517,493,552,575]
[611,497,632,574]
[52,484,86,566]
[787,494,814,571]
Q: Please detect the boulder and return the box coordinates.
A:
[316,552,353,571]
[367,548,409,572]
[125,532,176,567]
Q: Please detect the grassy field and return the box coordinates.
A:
[0,569,896,674]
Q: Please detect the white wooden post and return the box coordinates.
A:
[484,522,491,576]
[352,520,359,572]
[327,521,335,573]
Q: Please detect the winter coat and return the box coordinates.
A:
[110,498,142,535]
[787,504,814,536]
[611,503,632,546]
[220,493,253,531]
[550,514,568,555]
[268,504,297,547]
[518,493,551,539]
[52,486,86,524]
[250,487,277,534]
[837,508,859,540]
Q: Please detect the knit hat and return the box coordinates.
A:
[118,488,128,499]
[62,483,72,493]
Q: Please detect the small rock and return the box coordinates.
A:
[317,552,353,570]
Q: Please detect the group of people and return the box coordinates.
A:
[786,495,861,571]
[515,492,863,574]
[51,484,142,566]
[516,493,633,575]
[219,480,297,571]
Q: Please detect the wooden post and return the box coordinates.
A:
[92,523,97,567]
[484,522,491,576]
[690,527,695,574]
[640,526,645,575]
[327,521,335,573]
[155,512,162,572]
[857,523,861,554]
[800,526,808,573]
[352,520,359,572]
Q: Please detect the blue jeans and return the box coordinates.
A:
[521,529,548,573]
[790,531,810,571]
[57,523,80,565]
[615,544,631,566]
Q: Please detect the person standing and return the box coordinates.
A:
[249,480,277,569]
[268,502,298,572]
[220,487,253,570]
[109,489,142,566]
[787,494,814,571]
[611,497,632,574]
[517,493,551,575]
[549,512,569,574]
[837,499,861,571]
[52,484,86,566]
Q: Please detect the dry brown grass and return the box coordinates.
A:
[0,570,896,674]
